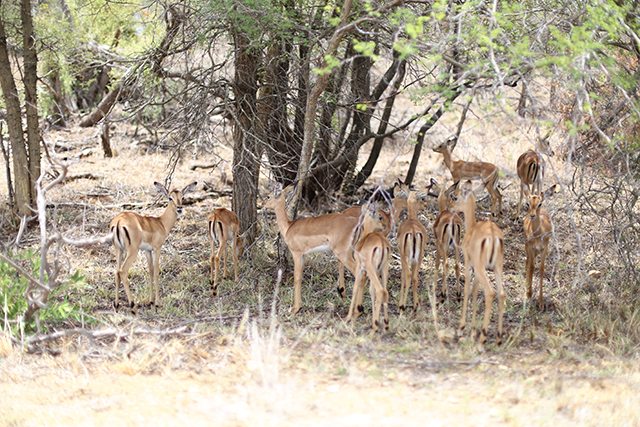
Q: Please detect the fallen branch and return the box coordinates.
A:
[26,325,193,349]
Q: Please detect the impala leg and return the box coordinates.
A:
[470,275,480,336]
[114,248,124,309]
[145,251,154,305]
[411,262,420,312]
[209,240,216,289]
[399,257,409,312]
[458,255,472,337]
[119,246,139,309]
[442,251,449,303]
[222,242,228,279]
[538,245,549,310]
[291,253,304,315]
[369,267,385,332]
[433,248,441,300]
[454,244,462,300]
[495,259,506,345]
[232,236,239,283]
[475,267,495,346]
[356,275,367,317]
[525,247,535,301]
[214,241,224,296]
[381,258,390,330]
[337,261,346,299]
[347,267,365,321]
[152,249,161,306]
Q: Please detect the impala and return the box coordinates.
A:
[523,193,553,310]
[339,203,391,300]
[453,181,506,347]
[397,190,428,312]
[433,137,502,215]
[266,186,383,314]
[209,207,244,296]
[432,184,463,303]
[515,136,554,217]
[346,204,391,331]
[110,181,197,309]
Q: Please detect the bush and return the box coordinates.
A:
[1,249,86,336]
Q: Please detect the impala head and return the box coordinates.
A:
[433,136,456,154]
[154,181,197,215]
[527,193,544,220]
[537,131,555,156]
[392,179,410,198]
[451,180,474,212]
[362,202,387,234]
[265,184,294,210]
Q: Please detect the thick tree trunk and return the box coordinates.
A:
[22,0,40,202]
[231,30,261,243]
[330,48,372,194]
[0,15,31,215]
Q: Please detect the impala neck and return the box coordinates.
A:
[273,195,292,236]
[441,148,454,171]
[461,195,477,230]
[159,200,178,234]
[437,190,447,213]
[407,198,418,220]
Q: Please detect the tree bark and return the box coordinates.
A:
[0,13,31,215]
[22,0,40,202]
[231,30,261,243]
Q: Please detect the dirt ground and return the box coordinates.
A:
[1,87,638,425]
[2,340,639,426]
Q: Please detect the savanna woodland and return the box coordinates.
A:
[1,0,639,424]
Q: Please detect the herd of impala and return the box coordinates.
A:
[108,137,555,347]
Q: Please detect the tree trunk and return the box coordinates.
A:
[101,119,113,157]
[288,0,354,218]
[22,0,40,202]
[349,59,406,192]
[0,14,31,215]
[405,106,447,186]
[231,30,261,243]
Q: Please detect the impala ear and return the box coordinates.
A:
[182,181,198,194]
[154,182,169,197]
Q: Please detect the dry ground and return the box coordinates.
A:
[1,89,638,425]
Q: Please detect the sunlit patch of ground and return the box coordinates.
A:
[1,340,639,426]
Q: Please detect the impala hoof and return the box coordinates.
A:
[113,301,120,311]
[336,286,345,299]
[357,305,364,314]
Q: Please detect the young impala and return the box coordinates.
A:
[209,207,244,296]
[432,184,463,303]
[523,193,553,310]
[265,186,383,314]
[110,181,197,309]
[453,181,506,348]
[397,190,428,312]
[433,137,502,215]
[346,204,391,331]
